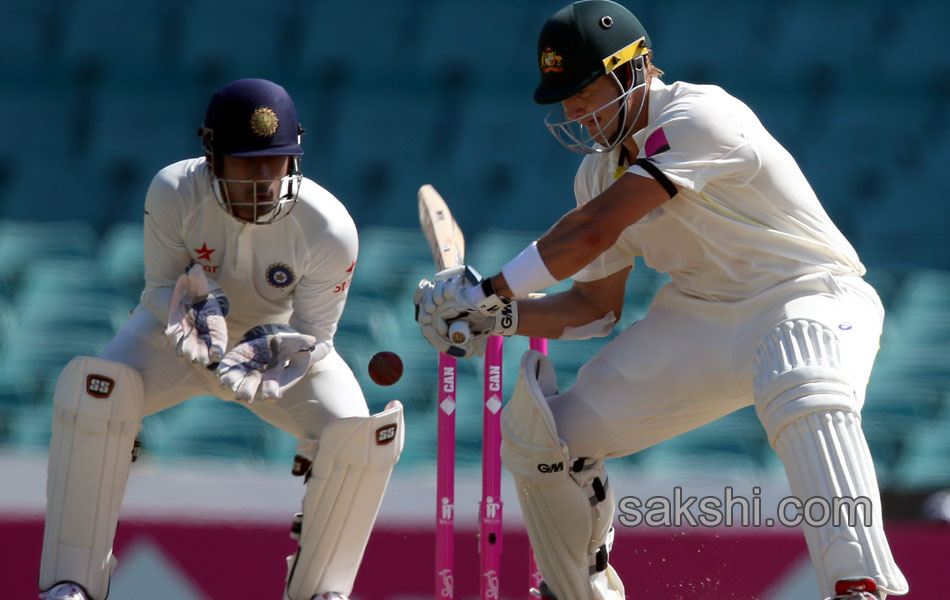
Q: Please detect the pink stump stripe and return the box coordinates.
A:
[480,335,504,600]
[436,352,457,599]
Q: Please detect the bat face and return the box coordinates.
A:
[418,184,465,270]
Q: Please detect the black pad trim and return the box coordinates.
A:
[635,158,678,199]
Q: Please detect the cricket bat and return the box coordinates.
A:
[418,184,470,343]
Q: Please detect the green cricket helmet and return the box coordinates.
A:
[535,0,652,153]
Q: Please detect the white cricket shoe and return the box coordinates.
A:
[314,594,347,600]
[38,582,88,600]
[827,577,881,599]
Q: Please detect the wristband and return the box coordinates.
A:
[501,241,559,297]
[467,276,509,315]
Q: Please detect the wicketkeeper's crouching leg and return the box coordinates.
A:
[501,350,623,600]
[39,357,145,600]
[284,401,405,600]
[754,320,908,599]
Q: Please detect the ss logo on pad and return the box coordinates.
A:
[86,375,115,398]
[376,424,398,445]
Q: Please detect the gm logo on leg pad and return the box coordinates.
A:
[376,424,398,445]
[86,374,116,398]
[537,462,564,473]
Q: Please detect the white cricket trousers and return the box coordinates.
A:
[99,305,369,458]
[548,271,884,459]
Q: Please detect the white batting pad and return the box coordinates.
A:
[754,320,908,597]
[285,400,405,600]
[500,350,623,600]
[40,356,144,599]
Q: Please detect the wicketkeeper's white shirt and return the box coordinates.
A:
[140,157,358,362]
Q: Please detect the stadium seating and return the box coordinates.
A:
[0,0,947,494]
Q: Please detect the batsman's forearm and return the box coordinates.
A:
[513,292,609,340]
[536,211,616,280]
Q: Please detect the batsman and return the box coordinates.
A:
[38,78,404,600]
[414,1,907,599]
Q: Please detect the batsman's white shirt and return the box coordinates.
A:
[572,79,863,298]
[548,80,884,458]
[101,158,367,456]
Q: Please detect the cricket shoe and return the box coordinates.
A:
[529,581,557,599]
[38,582,88,600]
[826,577,881,599]
[314,594,347,600]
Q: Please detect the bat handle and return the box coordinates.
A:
[448,320,470,344]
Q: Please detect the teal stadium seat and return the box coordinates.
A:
[892,419,950,490]
[322,89,439,230]
[763,0,886,87]
[141,395,280,464]
[878,1,950,85]
[0,221,98,290]
[440,91,580,233]
[299,0,428,87]
[350,226,432,300]
[58,0,171,81]
[412,1,545,89]
[0,4,55,79]
[97,223,146,302]
[178,0,287,83]
[0,257,127,400]
[84,85,203,223]
[648,0,774,87]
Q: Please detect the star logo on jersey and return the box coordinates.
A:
[194,243,215,262]
[540,47,564,73]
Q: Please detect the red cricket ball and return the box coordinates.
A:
[368,351,403,386]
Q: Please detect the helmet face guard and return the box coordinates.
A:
[534,1,653,153]
[207,153,303,225]
[544,51,648,154]
[200,78,305,224]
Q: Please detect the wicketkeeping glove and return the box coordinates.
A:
[215,324,317,403]
[165,263,230,367]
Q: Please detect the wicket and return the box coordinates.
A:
[435,335,547,599]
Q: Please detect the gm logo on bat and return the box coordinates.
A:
[376,424,398,446]
[86,374,115,398]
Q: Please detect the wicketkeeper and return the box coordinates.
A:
[414,2,907,599]
[39,78,404,600]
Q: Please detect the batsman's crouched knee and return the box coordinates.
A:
[501,350,623,600]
